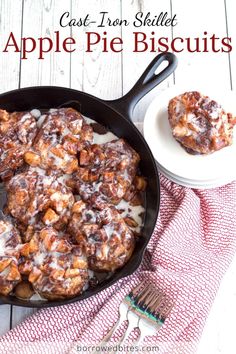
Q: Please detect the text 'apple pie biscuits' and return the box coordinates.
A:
[6,168,75,234]
[0,220,22,295]
[68,201,135,272]
[168,91,236,154]
[0,109,37,181]
[74,138,140,207]
[24,108,93,174]
[19,227,88,300]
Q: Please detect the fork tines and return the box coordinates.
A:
[125,282,172,324]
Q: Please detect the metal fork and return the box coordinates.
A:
[101,281,173,347]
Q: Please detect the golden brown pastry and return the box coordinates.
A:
[14,281,34,299]
[24,108,93,174]
[168,91,236,154]
[0,106,146,301]
[19,227,88,300]
[6,168,74,232]
[68,201,135,272]
[0,220,22,295]
[0,109,37,180]
[74,139,140,207]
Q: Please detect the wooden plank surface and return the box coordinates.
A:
[122,0,173,122]
[0,305,11,335]
[20,0,71,87]
[225,0,236,90]
[171,0,231,90]
[0,0,23,93]
[71,0,123,99]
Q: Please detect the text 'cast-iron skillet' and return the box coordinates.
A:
[0,52,178,308]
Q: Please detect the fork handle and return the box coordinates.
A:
[116,310,139,350]
[102,302,129,343]
[91,303,129,354]
[136,318,161,347]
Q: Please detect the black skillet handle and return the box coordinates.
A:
[104,52,178,120]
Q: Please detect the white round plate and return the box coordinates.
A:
[156,159,234,185]
[143,85,236,186]
[156,161,234,189]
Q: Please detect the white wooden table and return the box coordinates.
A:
[0,0,236,352]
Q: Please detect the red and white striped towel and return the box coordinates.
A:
[1,175,236,354]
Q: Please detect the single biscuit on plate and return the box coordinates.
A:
[168,91,236,154]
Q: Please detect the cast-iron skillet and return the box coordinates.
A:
[0,52,177,308]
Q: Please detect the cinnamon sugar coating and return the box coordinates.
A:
[0,220,22,295]
[0,107,146,299]
[0,109,37,181]
[168,91,236,154]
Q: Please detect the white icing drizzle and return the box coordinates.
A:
[0,267,10,277]
[83,116,96,125]
[57,174,71,185]
[49,108,58,113]
[0,223,12,257]
[83,115,118,144]
[103,224,117,240]
[29,167,46,176]
[0,237,6,257]
[60,127,72,137]
[30,293,47,301]
[30,109,41,119]
[34,252,46,266]
[88,269,94,279]
[116,199,145,233]
[37,114,46,128]
[20,113,32,123]
[93,132,117,144]
[83,282,89,291]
